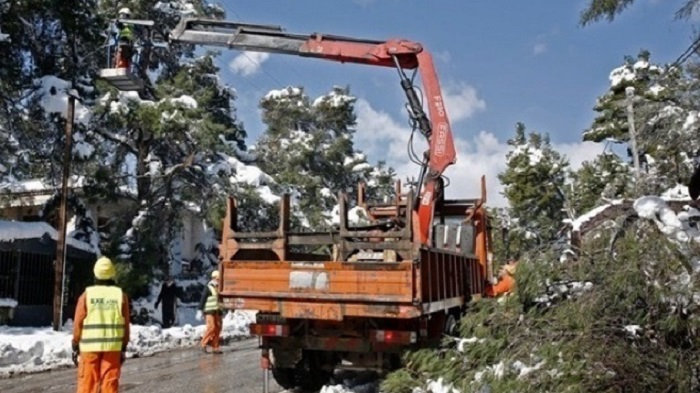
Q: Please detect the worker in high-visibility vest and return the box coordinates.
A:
[114,8,134,69]
[72,257,130,393]
[485,257,519,297]
[196,270,223,354]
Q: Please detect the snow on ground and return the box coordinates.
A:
[0,310,255,377]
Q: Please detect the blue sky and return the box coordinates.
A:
[211,0,696,206]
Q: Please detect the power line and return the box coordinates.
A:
[670,33,700,70]
[217,0,310,86]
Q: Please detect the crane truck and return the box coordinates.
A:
[100,16,495,392]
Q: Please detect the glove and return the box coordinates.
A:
[196,310,203,321]
[71,341,79,366]
[120,351,126,365]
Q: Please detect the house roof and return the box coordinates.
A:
[0,220,95,254]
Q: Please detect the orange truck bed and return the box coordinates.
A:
[220,248,485,321]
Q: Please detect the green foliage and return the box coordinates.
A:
[581,0,700,25]
[255,86,395,230]
[498,123,569,245]
[384,222,700,393]
[567,153,632,214]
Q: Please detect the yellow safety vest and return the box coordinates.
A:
[204,284,220,312]
[80,286,125,353]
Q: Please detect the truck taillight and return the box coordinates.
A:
[249,323,289,337]
[371,329,417,344]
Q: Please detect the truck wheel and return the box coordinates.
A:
[298,368,333,392]
[444,314,458,336]
[270,366,296,390]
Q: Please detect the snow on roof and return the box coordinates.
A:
[565,199,625,232]
[0,298,17,308]
[0,220,95,253]
[36,76,91,125]
[0,176,85,194]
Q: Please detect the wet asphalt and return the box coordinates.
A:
[0,338,286,393]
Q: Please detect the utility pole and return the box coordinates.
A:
[625,86,641,183]
[53,92,77,332]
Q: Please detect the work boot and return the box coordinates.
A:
[211,348,223,355]
[201,346,208,354]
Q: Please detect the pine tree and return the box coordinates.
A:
[498,123,569,245]
[580,0,700,25]
[255,86,395,230]
[568,153,632,214]
[84,2,249,292]
[583,50,700,195]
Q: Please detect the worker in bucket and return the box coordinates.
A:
[72,257,131,393]
[113,8,134,68]
[196,270,223,354]
[485,256,519,297]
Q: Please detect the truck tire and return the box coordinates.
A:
[297,368,333,392]
[270,349,334,392]
[270,366,296,390]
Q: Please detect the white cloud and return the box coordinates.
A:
[442,82,486,123]
[228,52,270,77]
[355,99,604,207]
[434,50,452,64]
[533,43,548,55]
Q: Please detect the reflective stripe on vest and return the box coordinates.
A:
[204,284,219,312]
[80,286,125,353]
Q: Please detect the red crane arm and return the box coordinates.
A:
[170,18,457,244]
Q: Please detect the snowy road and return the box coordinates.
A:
[0,338,285,393]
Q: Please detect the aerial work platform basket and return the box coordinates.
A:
[98,68,144,91]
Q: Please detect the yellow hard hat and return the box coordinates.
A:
[211,270,220,279]
[94,257,116,280]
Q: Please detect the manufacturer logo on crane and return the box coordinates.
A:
[435,123,448,157]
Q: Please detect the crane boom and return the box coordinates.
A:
[170,17,457,245]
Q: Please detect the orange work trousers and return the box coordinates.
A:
[201,313,222,350]
[485,275,515,297]
[77,351,122,393]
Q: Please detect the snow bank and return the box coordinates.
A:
[0,310,255,377]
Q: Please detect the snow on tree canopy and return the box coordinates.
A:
[609,58,662,87]
[35,76,91,125]
[508,144,543,166]
[265,87,304,104]
[153,0,197,15]
[312,89,356,107]
[169,95,198,109]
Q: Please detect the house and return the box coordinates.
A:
[0,220,96,326]
[0,178,217,276]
